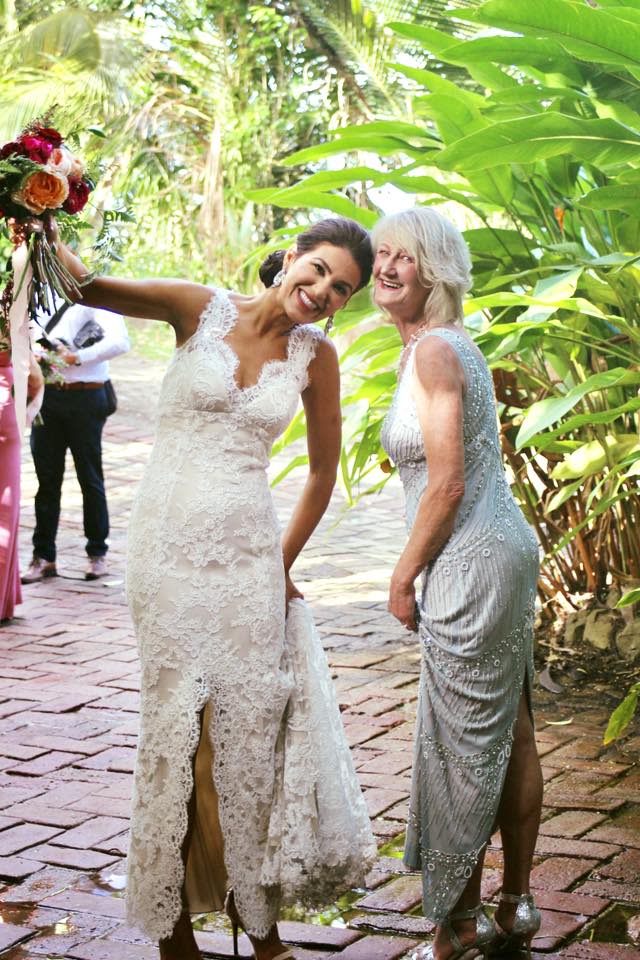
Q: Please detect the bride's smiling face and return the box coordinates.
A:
[373,239,431,320]
[280,243,361,325]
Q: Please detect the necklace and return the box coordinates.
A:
[403,320,431,350]
[398,320,431,375]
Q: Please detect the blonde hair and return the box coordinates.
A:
[371,207,472,325]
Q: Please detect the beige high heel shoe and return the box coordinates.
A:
[489,893,541,958]
[224,889,294,960]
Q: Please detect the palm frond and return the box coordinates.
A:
[291,0,403,116]
[0,8,139,137]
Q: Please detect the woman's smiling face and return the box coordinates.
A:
[372,238,431,320]
[280,242,361,325]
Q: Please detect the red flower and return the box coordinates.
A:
[0,140,25,160]
[31,125,63,147]
[62,178,91,214]
[20,136,54,163]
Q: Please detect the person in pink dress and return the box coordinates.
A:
[0,333,43,624]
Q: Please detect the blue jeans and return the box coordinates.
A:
[30,385,109,562]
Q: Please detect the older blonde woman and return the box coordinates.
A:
[374,208,542,960]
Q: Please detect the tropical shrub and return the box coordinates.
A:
[257,0,640,618]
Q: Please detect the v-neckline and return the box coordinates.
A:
[221,291,295,395]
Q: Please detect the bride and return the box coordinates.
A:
[46,216,376,960]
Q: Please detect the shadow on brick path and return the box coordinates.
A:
[0,351,637,959]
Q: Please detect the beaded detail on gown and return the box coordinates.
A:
[381,327,539,922]
[125,289,376,941]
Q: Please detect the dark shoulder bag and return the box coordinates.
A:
[103,379,117,416]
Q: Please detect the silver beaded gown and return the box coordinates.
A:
[381,327,539,922]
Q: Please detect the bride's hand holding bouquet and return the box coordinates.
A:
[0,118,94,327]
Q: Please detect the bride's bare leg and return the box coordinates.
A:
[226,889,289,960]
[159,714,203,960]
[247,927,290,960]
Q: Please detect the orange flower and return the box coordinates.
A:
[553,205,566,233]
[12,169,69,214]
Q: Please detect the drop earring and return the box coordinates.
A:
[272,269,286,287]
[324,315,334,334]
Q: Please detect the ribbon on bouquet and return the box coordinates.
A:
[9,242,44,436]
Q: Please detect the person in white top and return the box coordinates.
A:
[22,302,130,583]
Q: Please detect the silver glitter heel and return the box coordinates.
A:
[412,905,495,959]
[490,892,541,958]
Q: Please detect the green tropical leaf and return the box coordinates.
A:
[546,478,584,513]
[550,486,640,553]
[437,114,640,171]
[270,453,308,487]
[604,683,640,745]
[551,434,640,480]
[257,188,377,227]
[517,368,640,448]
[617,588,640,608]
[462,0,640,75]
[283,133,429,166]
[388,21,465,57]
[389,62,485,107]
[578,184,640,214]
[528,396,640,450]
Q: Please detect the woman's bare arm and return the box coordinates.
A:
[281,336,341,601]
[388,335,466,630]
[45,219,212,343]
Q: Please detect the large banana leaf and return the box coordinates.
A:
[578,184,640,214]
[461,0,640,77]
[517,369,640,448]
[437,114,640,171]
[551,435,640,481]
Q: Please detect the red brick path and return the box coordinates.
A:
[0,352,637,959]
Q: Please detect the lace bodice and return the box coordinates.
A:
[158,287,323,457]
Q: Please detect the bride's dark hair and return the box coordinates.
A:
[259,218,373,292]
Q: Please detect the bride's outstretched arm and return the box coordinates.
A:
[41,216,212,344]
[281,337,341,599]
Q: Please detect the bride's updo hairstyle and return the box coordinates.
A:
[259,217,373,292]
[371,208,472,325]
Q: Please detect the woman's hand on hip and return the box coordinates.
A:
[285,572,304,606]
[389,571,418,632]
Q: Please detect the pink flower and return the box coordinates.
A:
[47,146,73,176]
[67,154,85,181]
[62,178,91,214]
[21,136,54,163]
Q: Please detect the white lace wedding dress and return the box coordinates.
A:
[125,289,376,941]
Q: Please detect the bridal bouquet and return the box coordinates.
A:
[0,118,94,332]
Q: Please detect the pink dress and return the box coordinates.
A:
[0,350,22,620]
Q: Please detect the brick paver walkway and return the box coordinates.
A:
[0,348,638,959]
